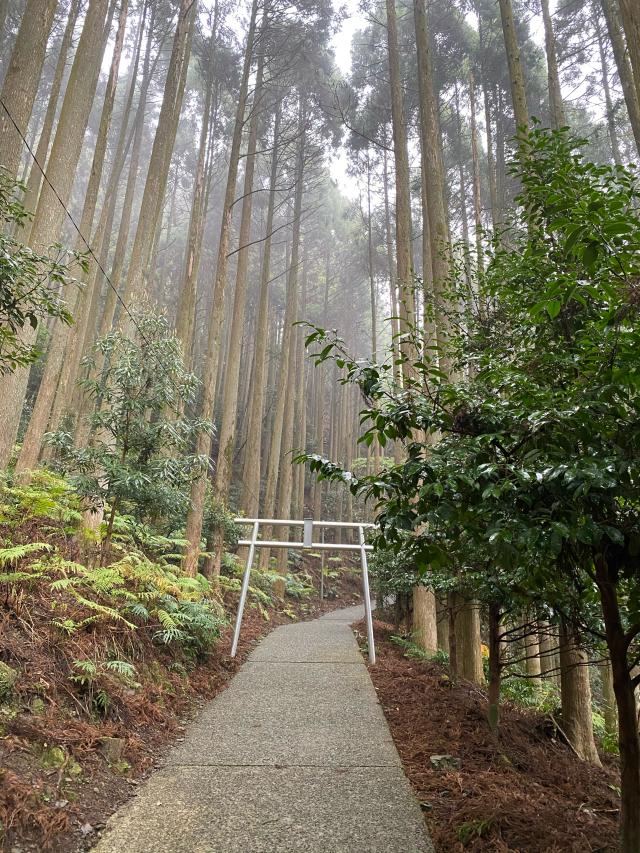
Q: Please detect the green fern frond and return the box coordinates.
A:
[0,542,52,567]
[156,608,177,629]
[104,660,137,681]
[68,590,136,628]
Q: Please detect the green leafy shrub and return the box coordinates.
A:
[390,634,449,665]
[500,675,560,713]
[46,315,212,556]
[0,168,85,373]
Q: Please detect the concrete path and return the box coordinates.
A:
[94,605,434,853]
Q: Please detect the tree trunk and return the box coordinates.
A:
[595,13,623,164]
[120,0,196,310]
[454,83,472,290]
[413,0,451,369]
[382,146,401,383]
[452,593,484,683]
[600,658,618,736]
[241,100,282,519]
[468,71,484,272]
[488,601,501,732]
[182,0,259,577]
[273,98,306,583]
[0,0,57,179]
[175,65,214,359]
[601,0,640,157]
[0,0,110,471]
[498,0,529,134]
[447,592,458,678]
[618,0,640,108]
[539,619,560,686]
[93,2,157,344]
[558,618,601,765]
[595,556,640,852]
[386,0,415,359]
[540,0,565,129]
[412,587,437,653]
[212,24,266,548]
[54,0,149,434]
[15,0,128,476]
[476,5,500,233]
[20,0,81,233]
[436,597,449,654]
[523,618,542,689]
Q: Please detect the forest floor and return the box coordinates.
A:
[357,620,621,853]
[0,554,363,853]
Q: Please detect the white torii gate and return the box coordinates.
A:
[231,518,377,663]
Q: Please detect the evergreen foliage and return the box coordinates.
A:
[0,169,83,373]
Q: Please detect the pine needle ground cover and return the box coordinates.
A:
[359,621,620,853]
[0,472,362,851]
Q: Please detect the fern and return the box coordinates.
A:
[0,542,52,567]
[93,688,110,714]
[127,602,150,620]
[104,660,138,683]
[67,590,136,628]
[154,626,186,645]
[156,608,177,630]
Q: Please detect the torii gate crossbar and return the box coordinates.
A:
[230,518,377,663]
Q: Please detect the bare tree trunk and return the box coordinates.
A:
[120,0,196,310]
[94,3,157,343]
[476,6,500,233]
[182,0,259,577]
[414,0,451,368]
[595,556,640,852]
[452,593,484,683]
[468,71,484,271]
[413,587,437,653]
[498,0,530,133]
[15,0,129,475]
[175,66,214,357]
[559,619,601,765]
[54,0,148,432]
[0,0,110,471]
[20,0,81,233]
[488,601,502,732]
[0,0,57,179]
[272,98,306,584]
[596,17,622,164]
[600,658,618,736]
[539,619,560,686]
[386,0,415,359]
[540,0,565,129]
[241,100,282,519]
[618,0,640,106]
[292,253,308,518]
[601,0,640,157]
[523,619,542,687]
[382,147,401,383]
[212,25,267,548]
[436,597,450,654]
[454,83,472,289]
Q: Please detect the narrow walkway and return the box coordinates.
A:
[95,605,434,852]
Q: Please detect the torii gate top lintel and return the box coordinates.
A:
[230,517,376,663]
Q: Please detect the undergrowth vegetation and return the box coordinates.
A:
[0,466,332,849]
